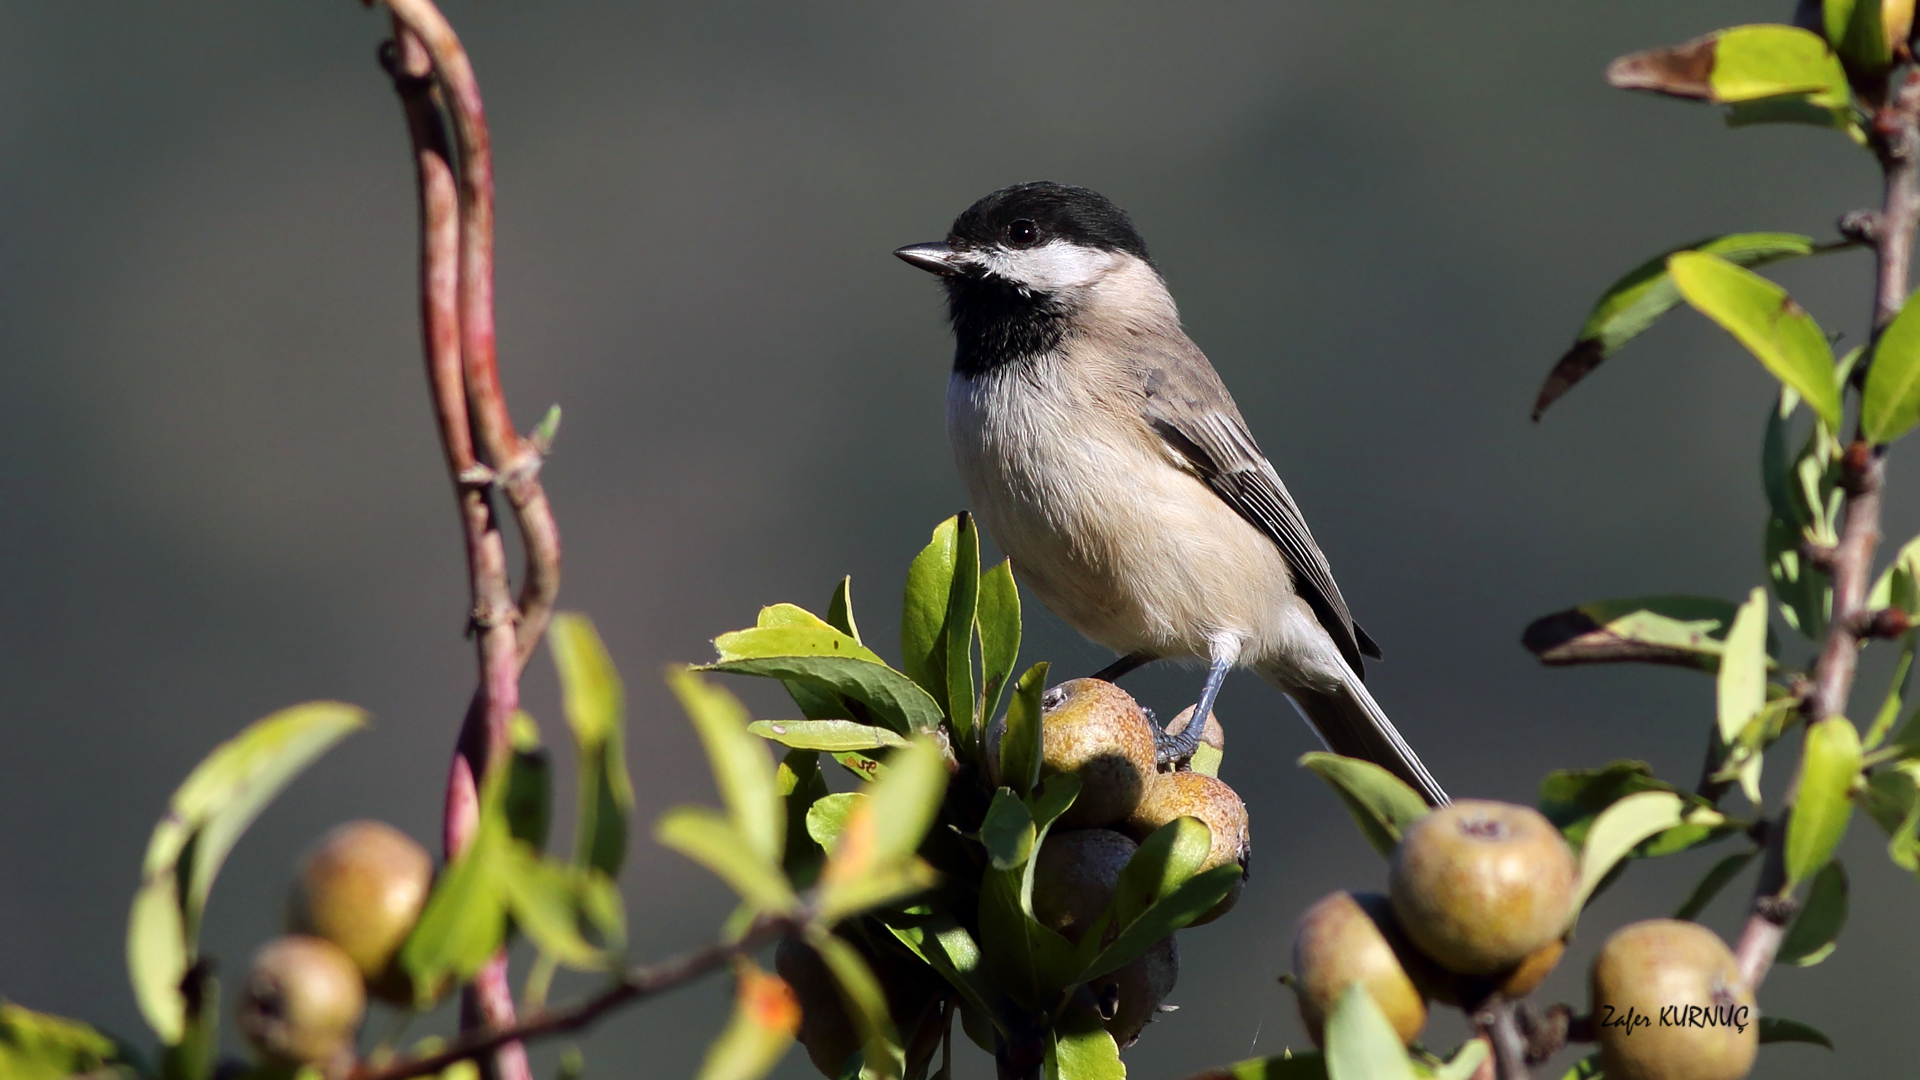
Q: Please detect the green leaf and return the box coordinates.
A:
[128,701,366,1043]
[550,614,635,878]
[946,512,982,747]
[1522,595,1748,671]
[778,750,830,889]
[828,577,862,644]
[1077,863,1239,986]
[1777,859,1848,965]
[1299,753,1430,857]
[696,959,801,1080]
[1000,663,1050,799]
[869,737,950,867]
[901,516,960,705]
[706,626,946,736]
[0,1003,125,1080]
[656,807,799,915]
[1668,251,1841,430]
[980,789,1037,871]
[506,713,554,850]
[977,865,1079,1011]
[1029,774,1084,833]
[399,817,511,1008]
[878,909,999,1021]
[1786,716,1862,887]
[1539,760,1681,845]
[1177,1053,1328,1080]
[1534,234,1817,421]
[1857,764,1920,873]
[814,738,948,924]
[1323,985,1415,1080]
[1430,1039,1489,1080]
[1758,1015,1834,1048]
[501,847,611,970]
[1863,288,1920,443]
[1575,791,1687,912]
[977,560,1022,741]
[1554,1054,1601,1080]
[671,669,784,867]
[1825,0,1892,74]
[1097,816,1212,936]
[1712,24,1851,103]
[1674,848,1759,920]
[1716,588,1771,803]
[1769,515,1832,640]
[809,932,901,1080]
[749,720,909,752]
[807,793,865,851]
[1045,997,1124,1080]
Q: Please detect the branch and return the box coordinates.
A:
[1730,67,1919,992]
[347,918,795,1080]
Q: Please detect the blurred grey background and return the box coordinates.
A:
[0,2,1912,1077]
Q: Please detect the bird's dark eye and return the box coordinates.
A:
[1007,219,1040,247]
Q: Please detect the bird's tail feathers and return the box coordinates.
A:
[1262,663,1450,807]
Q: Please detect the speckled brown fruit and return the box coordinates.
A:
[1499,937,1567,999]
[1030,829,1137,944]
[1291,892,1427,1047]
[775,932,948,1079]
[1387,800,1575,975]
[993,679,1158,828]
[1124,771,1249,925]
[287,820,433,1003]
[1093,936,1179,1048]
[235,935,366,1067]
[1592,920,1757,1080]
[1161,705,1224,764]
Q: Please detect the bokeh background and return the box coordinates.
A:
[1,2,1913,1076]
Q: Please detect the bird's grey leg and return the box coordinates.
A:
[1091,650,1156,683]
[1155,655,1230,764]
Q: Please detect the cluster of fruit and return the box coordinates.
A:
[777,677,1252,1075]
[1289,800,1758,1080]
[232,821,434,1071]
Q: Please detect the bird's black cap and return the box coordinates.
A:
[947,182,1152,265]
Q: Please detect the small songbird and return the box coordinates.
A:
[895,181,1447,806]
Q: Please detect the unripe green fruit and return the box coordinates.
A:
[288,820,433,1003]
[1029,829,1137,944]
[1124,771,1249,925]
[1591,920,1757,1080]
[1092,935,1179,1048]
[990,679,1158,828]
[1291,892,1427,1047]
[235,935,366,1067]
[1387,800,1575,975]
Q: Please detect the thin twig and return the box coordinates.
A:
[1476,1000,1530,1080]
[347,918,795,1080]
[1730,67,1920,992]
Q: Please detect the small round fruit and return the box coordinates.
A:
[1160,705,1224,766]
[1124,771,1249,925]
[1093,936,1179,1048]
[1591,920,1757,1080]
[235,935,366,1067]
[1016,679,1159,828]
[1030,829,1137,944]
[288,820,433,1002]
[1387,800,1575,975]
[1291,892,1426,1047]
[1499,936,1567,999]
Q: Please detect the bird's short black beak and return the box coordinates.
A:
[894,241,963,276]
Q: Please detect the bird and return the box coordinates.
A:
[894,181,1447,807]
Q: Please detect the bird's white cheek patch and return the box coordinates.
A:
[982,241,1120,293]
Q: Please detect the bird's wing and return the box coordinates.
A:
[1133,345,1381,674]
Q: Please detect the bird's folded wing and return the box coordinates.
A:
[1136,352,1380,673]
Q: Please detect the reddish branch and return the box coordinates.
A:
[347,918,795,1080]
[377,3,564,1077]
[1730,69,1920,992]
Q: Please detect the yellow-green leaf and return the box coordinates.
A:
[550,614,635,877]
[1863,287,1920,443]
[1669,251,1841,430]
[1786,717,1862,887]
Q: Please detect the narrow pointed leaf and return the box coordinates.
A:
[1323,985,1415,1080]
[1863,286,1920,443]
[1786,717,1862,887]
[901,517,960,703]
[1717,589,1771,747]
[705,626,945,736]
[671,669,783,866]
[0,1003,126,1080]
[1674,848,1759,920]
[1575,791,1686,911]
[980,789,1037,871]
[500,847,609,971]
[977,560,1022,738]
[1001,663,1049,799]
[399,823,511,1008]
[1078,865,1240,984]
[1300,753,1429,856]
[1535,234,1816,420]
[1777,859,1848,965]
[551,614,635,877]
[1668,251,1841,430]
[809,933,900,1080]
[748,719,908,752]
[1045,998,1124,1080]
[656,807,798,915]
[696,959,801,1080]
[1758,1015,1834,1048]
[1523,595,1747,671]
[777,749,829,889]
[946,512,981,745]
[828,577,862,644]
